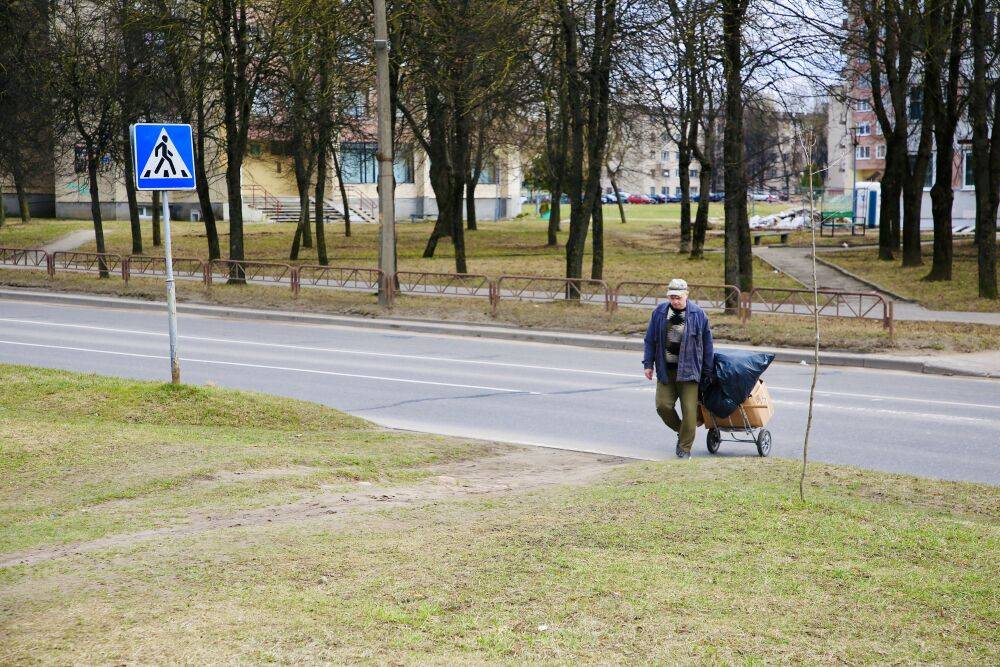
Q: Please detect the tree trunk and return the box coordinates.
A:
[332,148,351,237]
[547,182,562,245]
[925,148,953,280]
[194,97,220,260]
[315,144,329,266]
[678,150,692,253]
[123,127,142,255]
[970,0,998,299]
[224,156,245,282]
[13,177,30,224]
[0,190,5,227]
[590,191,603,280]
[423,159,454,258]
[609,174,626,223]
[722,0,751,300]
[465,177,478,231]
[879,144,902,260]
[691,163,712,259]
[87,152,108,278]
[151,190,162,246]
[290,172,311,261]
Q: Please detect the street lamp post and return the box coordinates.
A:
[849,125,859,225]
[374,0,395,306]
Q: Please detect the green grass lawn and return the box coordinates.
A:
[1,366,997,663]
[821,241,1000,312]
[0,217,94,248]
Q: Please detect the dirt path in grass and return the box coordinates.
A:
[0,445,627,569]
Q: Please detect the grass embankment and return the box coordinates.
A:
[1,367,997,663]
[2,267,998,353]
[822,241,1000,313]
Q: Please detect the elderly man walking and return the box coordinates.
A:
[642,278,715,458]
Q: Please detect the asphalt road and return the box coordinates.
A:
[1,296,998,485]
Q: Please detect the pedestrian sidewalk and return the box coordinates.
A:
[40,230,95,254]
[754,244,1000,326]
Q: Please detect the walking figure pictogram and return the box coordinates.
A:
[140,129,190,180]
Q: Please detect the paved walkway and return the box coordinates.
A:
[755,244,1000,325]
[41,230,94,254]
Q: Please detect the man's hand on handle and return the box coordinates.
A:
[644,368,654,381]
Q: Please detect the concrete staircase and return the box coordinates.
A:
[244,186,378,225]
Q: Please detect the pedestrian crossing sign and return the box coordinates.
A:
[131,123,196,191]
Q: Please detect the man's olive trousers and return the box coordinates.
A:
[655,370,700,454]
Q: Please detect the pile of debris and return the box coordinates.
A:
[748,207,819,230]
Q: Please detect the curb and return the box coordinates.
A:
[2,286,996,379]
[812,254,915,302]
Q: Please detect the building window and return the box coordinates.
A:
[395,146,415,184]
[661,150,668,161]
[857,122,871,136]
[856,145,871,160]
[855,99,871,112]
[876,144,886,159]
[691,187,699,194]
[340,142,415,184]
[964,150,975,188]
[340,142,377,183]
[875,122,882,136]
[662,169,670,177]
[690,169,699,178]
[346,91,367,118]
[909,153,934,188]
[675,151,680,161]
[675,186,682,195]
[661,186,667,194]
[909,87,923,121]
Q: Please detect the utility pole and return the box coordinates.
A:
[374,0,395,306]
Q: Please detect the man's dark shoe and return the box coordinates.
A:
[677,449,691,459]
[675,439,682,457]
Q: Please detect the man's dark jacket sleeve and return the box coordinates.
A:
[642,309,657,369]
[701,316,715,386]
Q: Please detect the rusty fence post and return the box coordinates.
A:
[122,257,130,285]
[46,252,55,278]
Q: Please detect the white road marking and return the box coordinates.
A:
[0,340,538,394]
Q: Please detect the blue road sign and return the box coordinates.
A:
[132,123,196,191]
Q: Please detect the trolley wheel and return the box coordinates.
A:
[755,429,772,457]
[706,428,721,454]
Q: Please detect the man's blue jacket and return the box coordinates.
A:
[642,300,715,384]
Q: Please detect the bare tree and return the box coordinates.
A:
[50,0,122,277]
[968,0,998,299]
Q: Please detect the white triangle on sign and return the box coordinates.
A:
[140,128,191,180]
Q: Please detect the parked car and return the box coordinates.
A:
[666,193,683,203]
[709,191,725,202]
[626,193,654,204]
[613,192,631,203]
[750,191,777,202]
[651,193,670,203]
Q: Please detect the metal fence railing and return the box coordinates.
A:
[297,264,384,297]
[205,259,297,291]
[493,275,612,315]
[51,251,125,280]
[746,287,893,338]
[124,256,206,285]
[0,244,895,336]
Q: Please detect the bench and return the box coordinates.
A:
[819,216,867,237]
[751,231,790,245]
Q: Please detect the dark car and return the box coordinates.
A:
[709,191,725,202]
[666,193,683,203]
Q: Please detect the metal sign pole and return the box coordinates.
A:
[161,190,180,384]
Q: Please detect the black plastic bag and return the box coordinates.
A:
[701,350,775,418]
